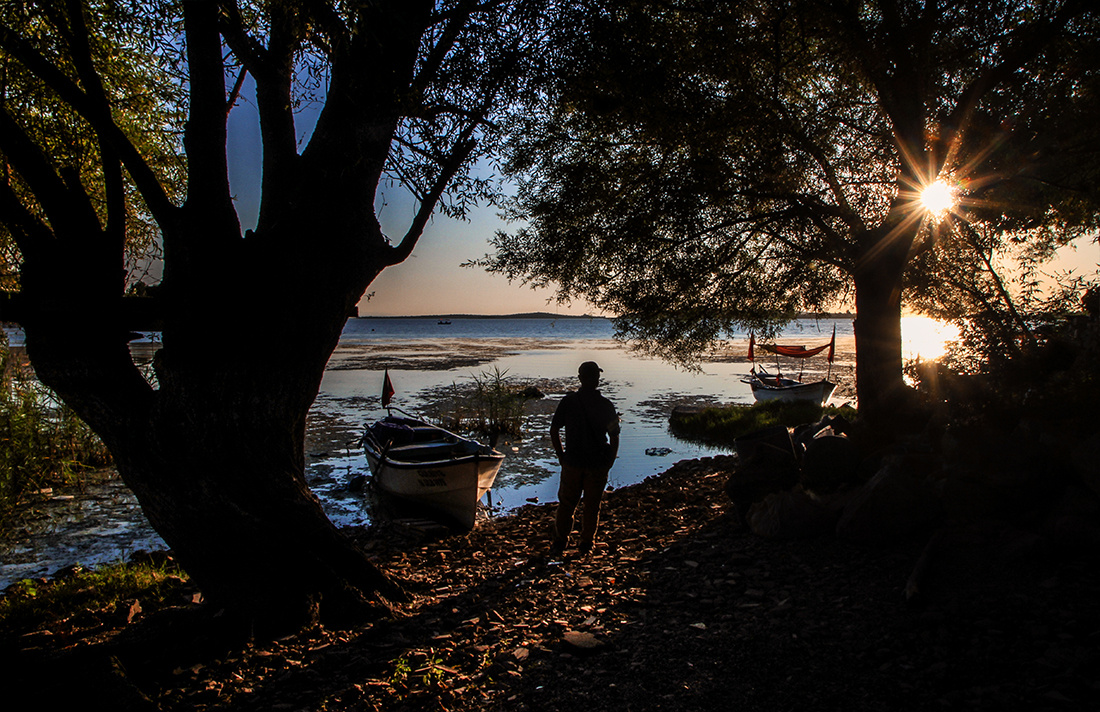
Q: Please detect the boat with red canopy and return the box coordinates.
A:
[741,327,837,405]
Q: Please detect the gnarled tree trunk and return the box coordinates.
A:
[21,204,406,631]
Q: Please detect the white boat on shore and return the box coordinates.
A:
[741,369,837,405]
[360,412,504,529]
[742,327,837,406]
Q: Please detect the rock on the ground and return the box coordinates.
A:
[746,486,851,540]
[726,426,800,517]
[836,456,941,541]
[800,433,862,494]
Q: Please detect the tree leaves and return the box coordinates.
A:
[484,0,1099,372]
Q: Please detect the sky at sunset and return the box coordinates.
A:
[225,77,591,317]
[225,78,1098,318]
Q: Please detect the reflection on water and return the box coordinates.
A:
[901,315,961,360]
[1,319,857,588]
[0,479,164,587]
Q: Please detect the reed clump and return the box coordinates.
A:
[439,367,537,447]
[0,331,112,519]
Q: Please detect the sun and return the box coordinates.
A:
[920,179,957,216]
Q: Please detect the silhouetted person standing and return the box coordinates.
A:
[550,361,620,556]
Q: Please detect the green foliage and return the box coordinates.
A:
[670,400,850,449]
[911,308,1100,432]
[0,0,186,289]
[389,656,413,687]
[0,332,111,517]
[387,649,448,691]
[0,559,189,637]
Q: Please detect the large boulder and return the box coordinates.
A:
[1042,484,1100,556]
[941,421,1065,519]
[746,486,853,540]
[800,433,862,494]
[836,456,942,542]
[792,413,856,450]
[1071,432,1100,500]
[726,426,800,519]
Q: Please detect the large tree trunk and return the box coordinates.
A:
[21,233,405,633]
[852,218,915,428]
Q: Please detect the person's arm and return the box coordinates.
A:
[607,408,621,463]
[550,402,566,464]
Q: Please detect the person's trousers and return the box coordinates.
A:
[554,462,610,548]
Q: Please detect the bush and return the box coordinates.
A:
[0,330,112,518]
[452,367,529,446]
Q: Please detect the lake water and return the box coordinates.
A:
[0,316,854,587]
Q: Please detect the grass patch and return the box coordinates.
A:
[0,558,191,638]
[670,400,853,448]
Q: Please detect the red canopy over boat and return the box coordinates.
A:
[749,327,835,362]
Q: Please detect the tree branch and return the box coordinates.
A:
[220,0,306,233]
[218,0,268,73]
[385,127,479,266]
[226,66,248,115]
[255,2,304,232]
[181,0,237,232]
[61,0,125,252]
[0,108,93,238]
[0,171,53,259]
[941,0,1088,172]
[412,0,479,95]
[0,21,176,226]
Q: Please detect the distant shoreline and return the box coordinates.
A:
[355,312,855,320]
[355,312,607,320]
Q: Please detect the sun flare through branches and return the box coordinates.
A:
[920,179,957,217]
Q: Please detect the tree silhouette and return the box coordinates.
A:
[0,0,557,630]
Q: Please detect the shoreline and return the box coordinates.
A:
[2,332,857,588]
[6,455,1098,710]
[354,312,857,320]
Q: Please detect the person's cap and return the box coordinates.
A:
[578,361,603,376]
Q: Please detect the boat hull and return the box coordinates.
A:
[362,416,504,529]
[745,376,837,405]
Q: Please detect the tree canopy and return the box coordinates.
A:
[482,0,1100,417]
[0,0,185,296]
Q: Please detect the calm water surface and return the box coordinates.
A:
[0,317,853,587]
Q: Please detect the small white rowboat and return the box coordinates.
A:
[741,370,837,405]
[744,327,838,405]
[361,414,504,529]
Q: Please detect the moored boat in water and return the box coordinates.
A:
[360,412,504,529]
[741,327,837,405]
[741,368,837,404]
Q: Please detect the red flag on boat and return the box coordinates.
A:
[748,332,755,362]
[827,325,836,363]
[381,369,395,407]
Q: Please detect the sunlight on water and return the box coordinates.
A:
[901,316,960,361]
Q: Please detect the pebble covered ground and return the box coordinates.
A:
[6,455,1100,711]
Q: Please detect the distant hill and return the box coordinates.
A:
[356,311,853,320]
[357,312,608,320]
